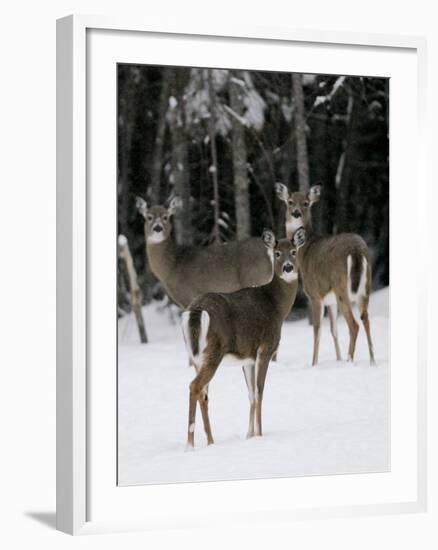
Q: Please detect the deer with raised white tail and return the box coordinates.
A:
[181,228,306,448]
[276,183,375,366]
[136,196,275,309]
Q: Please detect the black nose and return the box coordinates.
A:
[153,225,163,233]
[283,264,294,273]
[292,210,301,219]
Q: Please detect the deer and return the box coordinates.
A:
[181,228,306,448]
[275,183,375,367]
[136,196,275,309]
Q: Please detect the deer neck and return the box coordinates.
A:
[266,274,298,320]
[286,215,313,240]
[146,237,177,281]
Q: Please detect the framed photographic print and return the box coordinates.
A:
[56,15,427,535]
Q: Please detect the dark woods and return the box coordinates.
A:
[117,65,389,314]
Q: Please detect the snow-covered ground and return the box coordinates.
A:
[118,288,390,486]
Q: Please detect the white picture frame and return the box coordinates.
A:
[56,14,428,535]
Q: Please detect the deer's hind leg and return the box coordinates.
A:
[327,303,342,361]
[358,295,376,366]
[242,364,256,439]
[187,354,220,448]
[338,294,359,363]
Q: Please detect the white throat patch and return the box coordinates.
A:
[280,270,298,283]
[147,232,166,244]
[286,217,303,235]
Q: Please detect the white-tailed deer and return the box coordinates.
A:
[181,229,306,448]
[276,183,375,366]
[136,196,274,309]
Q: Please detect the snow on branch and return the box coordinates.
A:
[230,76,246,88]
[313,76,347,108]
[184,69,266,136]
[241,72,266,132]
[223,104,249,127]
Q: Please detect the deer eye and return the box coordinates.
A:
[147,215,153,222]
[291,250,297,257]
[303,201,309,208]
[275,250,281,259]
[288,200,294,207]
[162,215,168,222]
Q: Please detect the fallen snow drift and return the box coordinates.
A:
[118,288,390,486]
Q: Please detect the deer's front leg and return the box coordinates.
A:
[311,299,323,366]
[254,351,271,437]
[242,364,256,439]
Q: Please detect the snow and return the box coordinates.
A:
[241,72,266,131]
[184,69,265,136]
[118,288,390,486]
[168,96,178,109]
[223,104,249,128]
[185,69,232,137]
[118,234,128,247]
[302,74,318,86]
[313,76,347,108]
[217,218,229,229]
[229,76,246,88]
[314,96,328,108]
[281,97,293,122]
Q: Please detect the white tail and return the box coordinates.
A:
[347,255,368,303]
[181,310,210,367]
[276,183,375,366]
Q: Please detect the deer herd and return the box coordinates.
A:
[136,184,376,450]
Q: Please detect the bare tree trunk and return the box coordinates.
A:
[207,70,221,243]
[311,112,329,234]
[292,74,312,324]
[118,235,148,343]
[336,86,359,233]
[292,73,310,192]
[282,130,295,190]
[150,69,170,205]
[118,68,137,239]
[229,71,251,239]
[169,70,192,245]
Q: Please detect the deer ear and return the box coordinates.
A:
[262,229,276,249]
[168,196,182,216]
[275,182,289,203]
[136,197,147,218]
[293,228,306,249]
[308,185,322,204]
